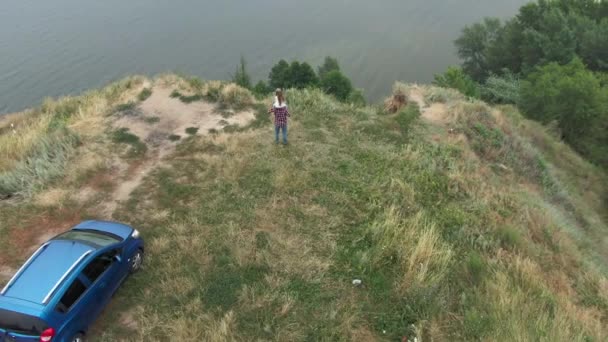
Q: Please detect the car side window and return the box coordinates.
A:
[82,249,118,283]
[55,278,86,313]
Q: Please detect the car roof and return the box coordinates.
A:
[2,240,94,305]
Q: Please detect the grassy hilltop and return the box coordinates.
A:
[0,75,607,341]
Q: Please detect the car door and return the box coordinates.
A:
[53,249,123,338]
[80,249,123,321]
[53,276,89,340]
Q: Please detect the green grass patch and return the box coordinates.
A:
[170,90,203,104]
[185,127,199,135]
[143,116,160,124]
[180,94,204,104]
[138,88,152,102]
[111,128,147,158]
[496,225,522,249]
[115,102,136,112]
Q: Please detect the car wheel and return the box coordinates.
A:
[71,333,85,342]
[130,249,144,273]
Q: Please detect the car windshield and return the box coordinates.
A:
[0,308,47,335]
[54,230,121,247]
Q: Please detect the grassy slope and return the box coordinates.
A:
[0,77,607,341]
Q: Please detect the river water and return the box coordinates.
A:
[0,0,527,114]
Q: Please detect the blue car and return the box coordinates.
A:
[0,220,144,342]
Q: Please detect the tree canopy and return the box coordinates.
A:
[452,0,608,169]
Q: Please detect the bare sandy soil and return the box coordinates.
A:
[98,86,255,218]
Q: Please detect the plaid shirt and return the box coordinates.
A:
[271,105,290,127]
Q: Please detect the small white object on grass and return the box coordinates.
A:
[352,279,362,286]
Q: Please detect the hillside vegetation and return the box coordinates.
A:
[440,0,608,169]
[0,76,607,341]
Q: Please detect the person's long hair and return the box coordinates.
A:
[275,89,284,106]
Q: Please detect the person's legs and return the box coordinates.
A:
[282,125,288,144]
[275,125,279,143]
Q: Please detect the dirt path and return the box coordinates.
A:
[408,86,448,125]
[92,86,256,219]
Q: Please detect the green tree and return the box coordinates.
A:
[268,60,290,90]
[289,61,319,89]
[321,70,353,101]
[232,56,252,89]
[454,18,502,81]
[519,8,577,71]
[581,19,608,70]
[520,58,605,161]
[253,81,270,97]
[318,56,341,78]
[485,19,525,75]
[433,66,480,98]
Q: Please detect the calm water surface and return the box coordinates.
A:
[0,0,527,114]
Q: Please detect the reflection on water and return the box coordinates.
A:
[0,0,527,113]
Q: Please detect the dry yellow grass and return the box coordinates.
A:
[0,112,52,171]
[370,207,453,293]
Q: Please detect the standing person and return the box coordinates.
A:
[269,89,290,145]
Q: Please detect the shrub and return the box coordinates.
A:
[481,72,520,104]
[519,58,607,168]
[185,127,199,135]
[232,56,252,89]
[320,70,353,101]
[138,88,152,102]
[168,134,181,142]
[348,88,366,106]
[204,81,224,102]
[219,84,254,110]
[170,90,181,98]
[433,66,480,98]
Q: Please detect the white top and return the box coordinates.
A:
[273,96,287,108]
